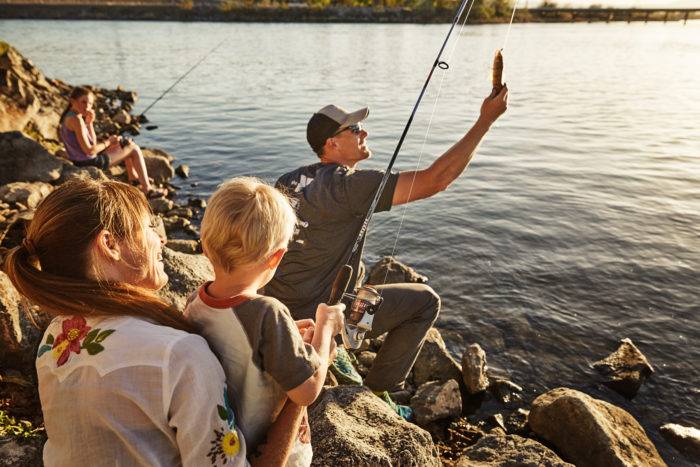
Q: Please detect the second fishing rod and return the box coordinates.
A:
[327,0,475,349]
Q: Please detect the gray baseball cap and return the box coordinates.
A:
[307,105,369,155]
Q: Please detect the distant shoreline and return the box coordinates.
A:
[0,3,697,24]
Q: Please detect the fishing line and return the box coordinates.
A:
[380,0,477,287]
[138,36,227,120]
[503,0,521,51]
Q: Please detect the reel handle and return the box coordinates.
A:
[328,265,353,305]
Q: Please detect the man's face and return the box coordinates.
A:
[331,124,371,163]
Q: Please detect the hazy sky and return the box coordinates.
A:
[540,0,698,6]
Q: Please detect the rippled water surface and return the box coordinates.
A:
[2,19,699,464]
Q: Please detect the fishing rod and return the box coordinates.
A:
[327,0,475,348]
[136,37,227,130]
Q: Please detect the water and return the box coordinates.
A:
[2,19,699,464]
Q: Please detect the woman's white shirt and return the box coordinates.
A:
[36,314,248,467]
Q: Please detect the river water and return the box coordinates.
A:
[2,19,699,464]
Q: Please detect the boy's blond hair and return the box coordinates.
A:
[201,177,296,272]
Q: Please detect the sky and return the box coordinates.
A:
[558,0,698,6]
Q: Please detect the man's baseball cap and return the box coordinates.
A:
[307,105,369,155]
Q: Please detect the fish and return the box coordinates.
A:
[492,49,503,97]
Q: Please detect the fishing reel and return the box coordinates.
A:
[340,286,383,349]
[119,136,133,148]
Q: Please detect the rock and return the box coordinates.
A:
[151,215,166,242]
[356,350,376,369]
[166,239,200,255]
[462,343,489,395]
[56,162,108,185]
[0,271,51,370]
[162,216,191,236]
[159,247,213,310]
[659,423,700,463]
[411,379,462,426]
[175,164,190,178]
[148,197,174,215]
[489,378,523,406]
[309,386,440,466]
[457,433,574,467]
[412,327,462,387]
[188,198,206,209]
[142,148,175,183]
[366,256,428,285]
[504,408,530,435]
[0,132,64,185]
[0,437,44,467]
[592,337,653,398]
[167,207,193,219]
[529,387,665,467]
[0,182,53,209]
[112,109,131,126]
[388,389,413,405]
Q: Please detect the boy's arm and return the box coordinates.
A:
[286,303,344,406]
[250,400,304,467]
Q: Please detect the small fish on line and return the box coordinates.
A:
[491,49,504,98]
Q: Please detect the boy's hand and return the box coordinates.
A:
[295,319,315,344]
[315,303,345,336]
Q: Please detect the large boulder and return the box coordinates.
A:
[367,256,428,285]
[529,387,665,467]
[142,148,175,184]
[411,379,462,426]
[0,271,50,370]
[592,338,654,398]
[456,433,574,467]
[0,132,64,185]
[462,343,489,395]
[159,247,213,310]
[0,437,44,467]
[412,327,462,387]
[659,423,700,464]
[0,182,53,209]
[309,385,440,466]
[0,42,68,141]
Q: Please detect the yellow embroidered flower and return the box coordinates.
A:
[221,431,240,457]
[52,340,69,361]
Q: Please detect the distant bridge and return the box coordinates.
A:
[522,8,700,24]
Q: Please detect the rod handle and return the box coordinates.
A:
[328,265,353,305]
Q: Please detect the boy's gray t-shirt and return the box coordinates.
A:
[267,162,399,319]
[184,287,321,451]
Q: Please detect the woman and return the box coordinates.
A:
[3,179,302,466]
[59,87,166,198]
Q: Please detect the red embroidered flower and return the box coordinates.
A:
[52,316,91,367]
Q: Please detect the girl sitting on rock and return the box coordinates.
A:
[59,86,165,198]
[2,178,303,466]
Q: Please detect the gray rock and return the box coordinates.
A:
[411,379,462,426]
[162,216,191,236]
[529,387,665,467]
[366,256,428,285]
[462,343,489,395]
[175,164,190,178]
[592,337,653,398]
[489,378,523,406]
[309,386,440,466]
[56,162,108,185]
[0,132,64,185]
[167,207,193,219]
[159,247,213,310]
[142,148,175,183]
[412,327,462,387]
[0,271,50,369]
[0,182,53,209]
[659,423,700,463]
[148,197,174,215]
[457,433,574,467]
[188,198,206,209]
[166,239,200,255]
[0,437,44,467]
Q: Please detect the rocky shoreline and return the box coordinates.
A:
[1,42,699,466]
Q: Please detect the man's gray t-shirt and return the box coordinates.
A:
[266,162,399,320]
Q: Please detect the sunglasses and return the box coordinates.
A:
[333,124,363,137]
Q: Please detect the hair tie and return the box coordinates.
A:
[22,238,37,257]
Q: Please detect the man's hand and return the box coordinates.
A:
[315,303,345,336]
[479,84,508,125]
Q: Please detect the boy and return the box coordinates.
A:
[184,177,344,465]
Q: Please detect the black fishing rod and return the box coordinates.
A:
[329,0,474,345]
[137,37,227,129]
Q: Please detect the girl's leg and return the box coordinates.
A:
[107,142,152,193]
[123,157,138,184]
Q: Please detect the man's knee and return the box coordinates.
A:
[415,283,440,323]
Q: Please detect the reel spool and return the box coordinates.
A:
[341,286,383,349]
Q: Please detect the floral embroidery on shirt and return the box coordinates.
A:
[207,388,240,464]
[37,316,115,367]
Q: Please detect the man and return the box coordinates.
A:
[266,85,508,419]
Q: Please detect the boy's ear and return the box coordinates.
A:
[267,248,287,269]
